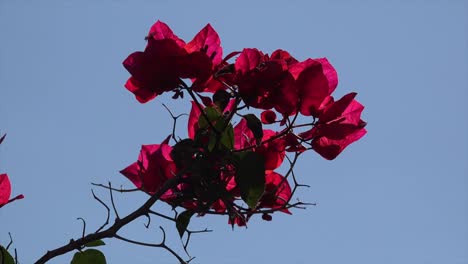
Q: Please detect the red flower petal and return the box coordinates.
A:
[270,49,298,69]
[188,101,202,139]
[185,24,223,66]
[312,128,367,160]
[0,174,12,206]
[274,72,298,115]
[257,130,286,170]
[259,171,292,214]
[120,142,177,194]
[234,118,255,150]
[294,59,336,116]
[235,48,264,74]
[147,20,185,48]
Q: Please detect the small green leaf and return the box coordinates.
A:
[235,151,266,209]
[84,239,105,248]
[202,113,234,152]
[0,246,15,264]
[212,118,234,151]
[71,249,107,264]
[220,123,234,150]
[198,107,221,129]
[243,114,263,144]
[176,210,194,238]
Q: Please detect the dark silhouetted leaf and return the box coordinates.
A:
[213,90,230,111]
[235,151,265,209]
[176,210,194,238]
[171,139,196,168]
[70,249,106,264]
[243,114,263,144]
[84,240,105,248]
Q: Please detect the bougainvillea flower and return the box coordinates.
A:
[301,92,367,160]
[260,110,277,124]
[283,132,307,153]
[120,137,177,194]
[270,49,299,69]
[0,174,24,208]
[234,48,298,116]
[256,130,286,170]
[233,121,286,169]
[289,58,338,117]
[123,21,223,103]
[258,171,292,214]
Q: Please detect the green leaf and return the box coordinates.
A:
[84,240,105,248]
[213,119,234,151]
[198,107,221,129]
[71,249,107,264]
[0,246,15,264]
[176,210,194,238]
[243,114,263,144]
[220,124,234,150]
[235,151,266,209]
[200,109,234,152]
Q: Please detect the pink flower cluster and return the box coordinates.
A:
[121,21,367,226]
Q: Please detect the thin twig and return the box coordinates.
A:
[148,210,176,222]
[91,190,110,233]
[6,233,13,250]
[162,103,187,143]
[114,227,187,264]
[108,182,120,220]
[91,183,140,193]
[182,228,211,256]
[34,171,185,264]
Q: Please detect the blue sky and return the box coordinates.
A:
[1,1,467,263]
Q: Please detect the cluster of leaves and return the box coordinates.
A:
[120,20,367,231]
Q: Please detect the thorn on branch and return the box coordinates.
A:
[144,213,151,229]
[159,226,166,244]
[76,218,86,239]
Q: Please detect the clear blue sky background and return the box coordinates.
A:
[1,1,467,263]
